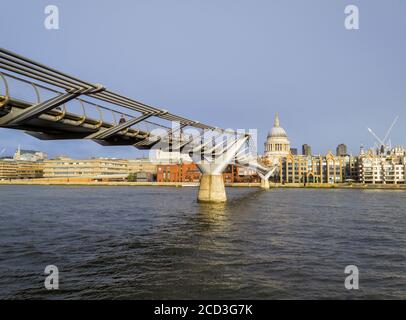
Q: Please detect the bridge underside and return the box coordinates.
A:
[0,96,159,148]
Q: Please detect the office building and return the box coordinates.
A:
[278,152,346,184]
[0,159,44,179]
[43,157,129,181]
[13,146,47,162]
[359,149,406,184]
[302,144,312,156]
[336,144,348,157]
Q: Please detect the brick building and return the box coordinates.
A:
[156,163,239,183]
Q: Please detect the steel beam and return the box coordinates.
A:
[2,85,105,125]
[87,112,157,140]
[133,136,160,148]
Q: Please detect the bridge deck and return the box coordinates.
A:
[0,47,218,150]
[0,95,156,147]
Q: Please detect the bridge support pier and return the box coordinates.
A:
[192,134,249,203]
[257,167,277,190]
[260,178,270,189]
[197,174,226,203]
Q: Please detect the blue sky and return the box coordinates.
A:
[1,0,405,158]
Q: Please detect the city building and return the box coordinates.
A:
[127,158,157,182]
[336,144,348,157]
[3,119,405,186]
[276,145,406,185]
[302,144,312,156]
[235,167,260,183]
[0,159,44,180]
[359,149,406,184]
[264,113,291,165]
[157,163,201,183]
[156,163,239,183]
[43,157,129,182]
[0,160,15,179]
[13,146,47,162]
[278,151,346,184]
[259,113,373,185]
[127,171,155,182]
[127,159,157,174]
[390,146,406,157]
[343,155,360,182]
[151,150,192,163]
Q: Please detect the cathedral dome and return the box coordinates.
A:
[264,112,291,160]
[268,126,287,138]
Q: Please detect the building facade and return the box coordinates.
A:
[151,150,192,163]
[127,159,157,174]
[13,147,47,162]
[278,152,347,184]
[126,159,157,182]
[156,163,239,183]
[0,159,44,179]
[336,144,348,157]
[302,144,312,156]
[157,163,201,182]
[359,150,406,184]
[43,157,129,181]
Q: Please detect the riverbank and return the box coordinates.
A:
[270,183,406,190]
[0,179,199,187]
[1,179,406,190]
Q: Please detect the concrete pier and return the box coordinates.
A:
[197,174,227,203]
[260,178,270,189]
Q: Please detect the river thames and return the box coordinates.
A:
[0,186,405,299]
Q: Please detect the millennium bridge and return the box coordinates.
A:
[0,48,276,202]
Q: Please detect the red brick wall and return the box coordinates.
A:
[156,163,239,183]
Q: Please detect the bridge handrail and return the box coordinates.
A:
[0,71,172,132]
[0,48,217,131]
[0,72,10,108]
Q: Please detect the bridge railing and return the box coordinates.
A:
[0,71,181,137]
[0,48,216,133]
[0,48,256,160]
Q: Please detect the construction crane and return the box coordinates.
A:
[0,147,6,157]
[367,115,399,155]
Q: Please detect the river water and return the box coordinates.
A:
[0,186,405,299]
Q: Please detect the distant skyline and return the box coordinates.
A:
[1,0,405,158]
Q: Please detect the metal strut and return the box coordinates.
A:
[87,110,165,140]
